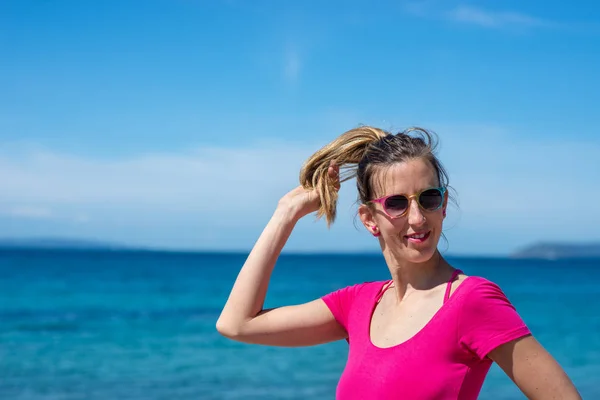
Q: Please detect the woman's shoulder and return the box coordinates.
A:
[453,275,510,301]
[458,274,503,287]
[322,280,388,302]
[453,274,530,358]
[332,280,389,295]
[321,280,388,324]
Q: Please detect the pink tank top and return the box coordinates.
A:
[321,272,530,399]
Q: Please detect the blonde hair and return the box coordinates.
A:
[299,125,450,226]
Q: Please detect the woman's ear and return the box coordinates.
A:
[442,189,449,218]
[359,204,380,236]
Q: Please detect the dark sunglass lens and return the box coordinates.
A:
[384,195,408,216]
[419,189,443,210]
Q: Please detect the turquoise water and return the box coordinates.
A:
[1,249,598,399]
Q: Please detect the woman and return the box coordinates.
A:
[216,126,581,399]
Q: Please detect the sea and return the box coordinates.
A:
[1,249,598,399]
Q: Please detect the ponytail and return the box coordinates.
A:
[299,126,389,226]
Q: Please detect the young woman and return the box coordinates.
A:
[216,126,581,399]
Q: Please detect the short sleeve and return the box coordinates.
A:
[321,283,367,331]
[458,279,531,360]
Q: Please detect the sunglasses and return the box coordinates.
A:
[368,187,446,219]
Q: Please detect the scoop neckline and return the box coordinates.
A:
[367,275,472,350]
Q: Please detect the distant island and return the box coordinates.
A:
[0,237,129,250]
[511,242,600,260]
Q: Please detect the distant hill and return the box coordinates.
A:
[511,242,600,260]
[0,237,129,250]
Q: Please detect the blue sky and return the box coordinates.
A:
[1,0,599,255]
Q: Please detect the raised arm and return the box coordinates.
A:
[216,164,346,347]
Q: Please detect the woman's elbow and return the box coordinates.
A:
[215,317,242,339]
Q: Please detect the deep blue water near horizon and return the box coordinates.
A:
[1,249,599,399]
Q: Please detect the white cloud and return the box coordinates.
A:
[0,142,317,216]
[446,6,551,29]
[0,127,598,254]
[433,125,600,252]
[1,206,54,219]
[404,2,554,30]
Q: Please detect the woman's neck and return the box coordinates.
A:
[384,251,455,302]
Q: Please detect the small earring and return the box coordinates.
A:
[372,227,380,237]
[443,209,446,217]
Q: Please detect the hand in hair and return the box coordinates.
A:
[278,161,340,222]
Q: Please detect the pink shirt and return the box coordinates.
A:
[322,275,531,399]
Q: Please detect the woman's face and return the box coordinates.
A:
[359,158,447,264]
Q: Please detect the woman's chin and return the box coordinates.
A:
[402,245,438,264]
[384,232,441,263]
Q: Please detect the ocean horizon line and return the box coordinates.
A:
[0,244,500,258]
[2,237,599,260]
[3,246,597,261]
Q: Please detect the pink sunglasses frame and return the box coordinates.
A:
[368,187,447,219]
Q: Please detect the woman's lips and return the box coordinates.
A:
[405,231,431,244]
